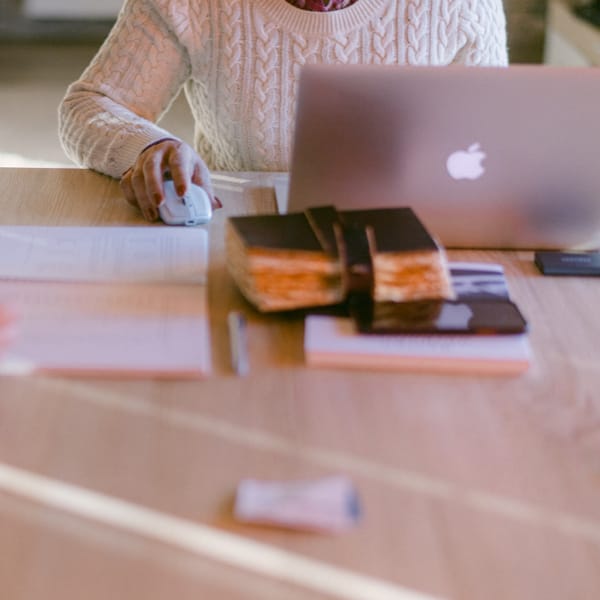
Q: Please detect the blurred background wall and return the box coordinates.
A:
[504,0,548,63]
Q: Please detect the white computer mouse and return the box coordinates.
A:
[158,180,212,226]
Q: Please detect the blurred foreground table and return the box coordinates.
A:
[0,167,599,600]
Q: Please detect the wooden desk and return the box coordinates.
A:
[1,168,600,600]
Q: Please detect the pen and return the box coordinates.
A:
[228,311,250,376]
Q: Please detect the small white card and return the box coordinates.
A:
[234,475,361,533]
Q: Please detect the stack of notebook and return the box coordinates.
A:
[226,206,454,312]
[304,262,532,375]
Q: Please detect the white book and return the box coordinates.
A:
[0,226,210,379]
[304,263,531,376]
[305,315,531,375]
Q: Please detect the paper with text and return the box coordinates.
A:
[0,226,207,284]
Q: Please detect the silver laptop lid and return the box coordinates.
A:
[287,64,600,250]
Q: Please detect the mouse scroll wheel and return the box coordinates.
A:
[182,195,198,217]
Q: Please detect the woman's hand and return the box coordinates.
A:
[120,139,221,221]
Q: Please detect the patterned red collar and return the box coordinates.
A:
[286,0,358,10]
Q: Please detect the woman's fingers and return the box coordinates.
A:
[120,140,219,220]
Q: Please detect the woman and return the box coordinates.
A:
[59,0,508,221]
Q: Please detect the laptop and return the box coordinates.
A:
[280,64,600,250]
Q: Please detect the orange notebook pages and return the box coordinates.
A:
[226,206,454,312]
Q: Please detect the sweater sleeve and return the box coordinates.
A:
[455,0,509,67]
[58,0,192,179]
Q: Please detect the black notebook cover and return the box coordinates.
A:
[228,207,440,255]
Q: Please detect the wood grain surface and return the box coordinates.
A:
[0,168,599,600]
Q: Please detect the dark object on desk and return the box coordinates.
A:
[534,251,600,276]
[350,297,528,335]
[573,1,600,28]
[225,206,454,312]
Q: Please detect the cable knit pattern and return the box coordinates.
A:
[372,2,398,64]
[252,11,282,168]
[59,0,508,178]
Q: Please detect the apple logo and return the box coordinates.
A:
[446,143,486,181]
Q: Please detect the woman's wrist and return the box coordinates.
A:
[140,137,180,155]
[121,138,180,178]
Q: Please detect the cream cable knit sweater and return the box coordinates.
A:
[59,0,508,179]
